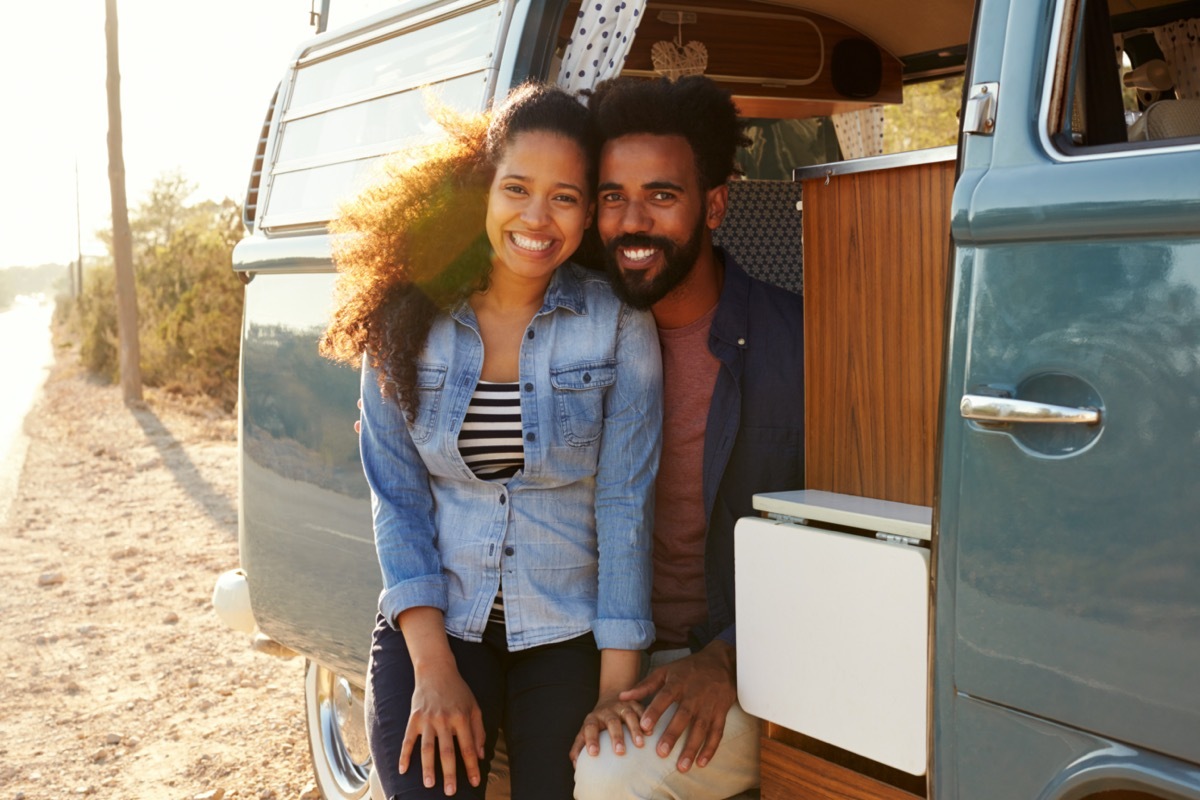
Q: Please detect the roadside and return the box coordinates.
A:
[0,336,319,800]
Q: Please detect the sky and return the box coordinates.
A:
[0,1,330,270]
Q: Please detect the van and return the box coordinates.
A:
[218,1,1200,798]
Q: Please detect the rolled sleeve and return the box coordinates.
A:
[359,358,446,628]
[592,617,656,651]
[593,305,662,651]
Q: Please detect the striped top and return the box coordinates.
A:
[458,381,525,482]
[458,381,524,624]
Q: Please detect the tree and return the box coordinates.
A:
[104,0,143,404]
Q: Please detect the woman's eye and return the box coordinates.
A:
[504,184,527,195]
[554,193,579,204]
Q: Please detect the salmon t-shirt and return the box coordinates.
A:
[651,303,720,648]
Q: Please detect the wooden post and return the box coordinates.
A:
[104,0,143,403]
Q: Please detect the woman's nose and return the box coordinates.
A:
[521,197,550,226]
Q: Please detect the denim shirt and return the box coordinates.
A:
[694,251,806,651]
[360,263,662,652]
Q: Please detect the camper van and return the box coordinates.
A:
[217,0,1200,798]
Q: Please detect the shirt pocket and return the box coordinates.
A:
[550,359,616,447]
[408,363,447,444]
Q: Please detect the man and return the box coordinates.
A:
[571,76,806,799]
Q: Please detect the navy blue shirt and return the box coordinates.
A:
[694,250,806,650]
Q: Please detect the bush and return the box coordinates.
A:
[60,174,246,411]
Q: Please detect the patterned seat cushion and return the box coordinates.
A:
[713,180,804,296]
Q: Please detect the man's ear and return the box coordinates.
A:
[705,184,729,230]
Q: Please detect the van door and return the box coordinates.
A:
[937,0,1200,797]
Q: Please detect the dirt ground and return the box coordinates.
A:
[0,343,320,800]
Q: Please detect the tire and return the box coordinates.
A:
[305,659,372,800]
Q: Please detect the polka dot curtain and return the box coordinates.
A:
[832,107,885,160]
[557,1,648,93]
[1153,19,1200,100]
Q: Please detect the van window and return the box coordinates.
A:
[259,1,504,231]
[1048,0,1200,153]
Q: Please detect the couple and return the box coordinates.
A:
[321,74,804,799]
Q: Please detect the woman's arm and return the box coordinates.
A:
[573,305,664,762]
[590,304,662,651]
[395,607,485,795]
[359,359,449,625]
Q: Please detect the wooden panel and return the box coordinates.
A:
[559,0,903,106]
[802,160,955,506]
[761,737,923,800]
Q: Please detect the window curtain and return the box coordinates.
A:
[831,107,885,160]
[557,1,648,93]
[1153,18,1200,100]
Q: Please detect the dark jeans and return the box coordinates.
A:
[365,615,600,799]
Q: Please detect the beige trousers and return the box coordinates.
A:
[573,648,760,800]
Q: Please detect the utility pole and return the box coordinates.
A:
[74,160,82,300]
[104,0,143,403]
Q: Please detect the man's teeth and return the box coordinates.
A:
[622,247,657,262]
[511,232,552,251]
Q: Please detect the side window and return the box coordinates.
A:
[259,1,505,232]
[1050,0,1200,153]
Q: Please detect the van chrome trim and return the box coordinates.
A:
[232,234,335,274]
[792,146,956,182]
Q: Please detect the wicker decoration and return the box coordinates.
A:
[651,39,708,80]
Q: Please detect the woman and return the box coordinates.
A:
[320,83,662,798]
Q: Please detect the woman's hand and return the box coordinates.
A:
[570,690,645,765]
[570,648,644,765]
[400,663,486,795]
[395,607,484,796]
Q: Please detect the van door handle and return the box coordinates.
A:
[960,395,1100,425]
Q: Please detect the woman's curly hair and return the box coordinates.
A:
[319,82,594,420]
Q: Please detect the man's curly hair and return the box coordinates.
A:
[319,82,593,419]
[586,76,750,189]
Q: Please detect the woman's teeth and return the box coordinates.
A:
[511,232,552,251]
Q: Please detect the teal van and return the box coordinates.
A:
[217,1,1200,797]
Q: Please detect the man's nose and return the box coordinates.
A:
[620,200,651,233]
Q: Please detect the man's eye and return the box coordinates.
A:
[600,192,624,203]
[652,191,675,202]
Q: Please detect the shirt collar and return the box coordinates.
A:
[709,248,751,350]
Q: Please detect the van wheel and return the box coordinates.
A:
[305,659,372,799]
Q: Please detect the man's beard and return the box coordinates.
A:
[602,213,706,310]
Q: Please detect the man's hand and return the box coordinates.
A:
[618,641,737,773]
[570,691,646,765]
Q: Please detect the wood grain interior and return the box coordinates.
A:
[559,0,904,112]
[761,737,924,800]
[801,158,955,506]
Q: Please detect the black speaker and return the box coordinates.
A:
[831,39,883,99]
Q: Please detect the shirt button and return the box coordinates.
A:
[525,432,536,442]
[737,337,746,346]
[504,546,514,556]
[499,495,506,505]
[526,330,535,340]
[524,382,533,392]
[583,372,591,383]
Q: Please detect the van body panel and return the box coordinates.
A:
[239,271,378,679]
[938,0,1200,785]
